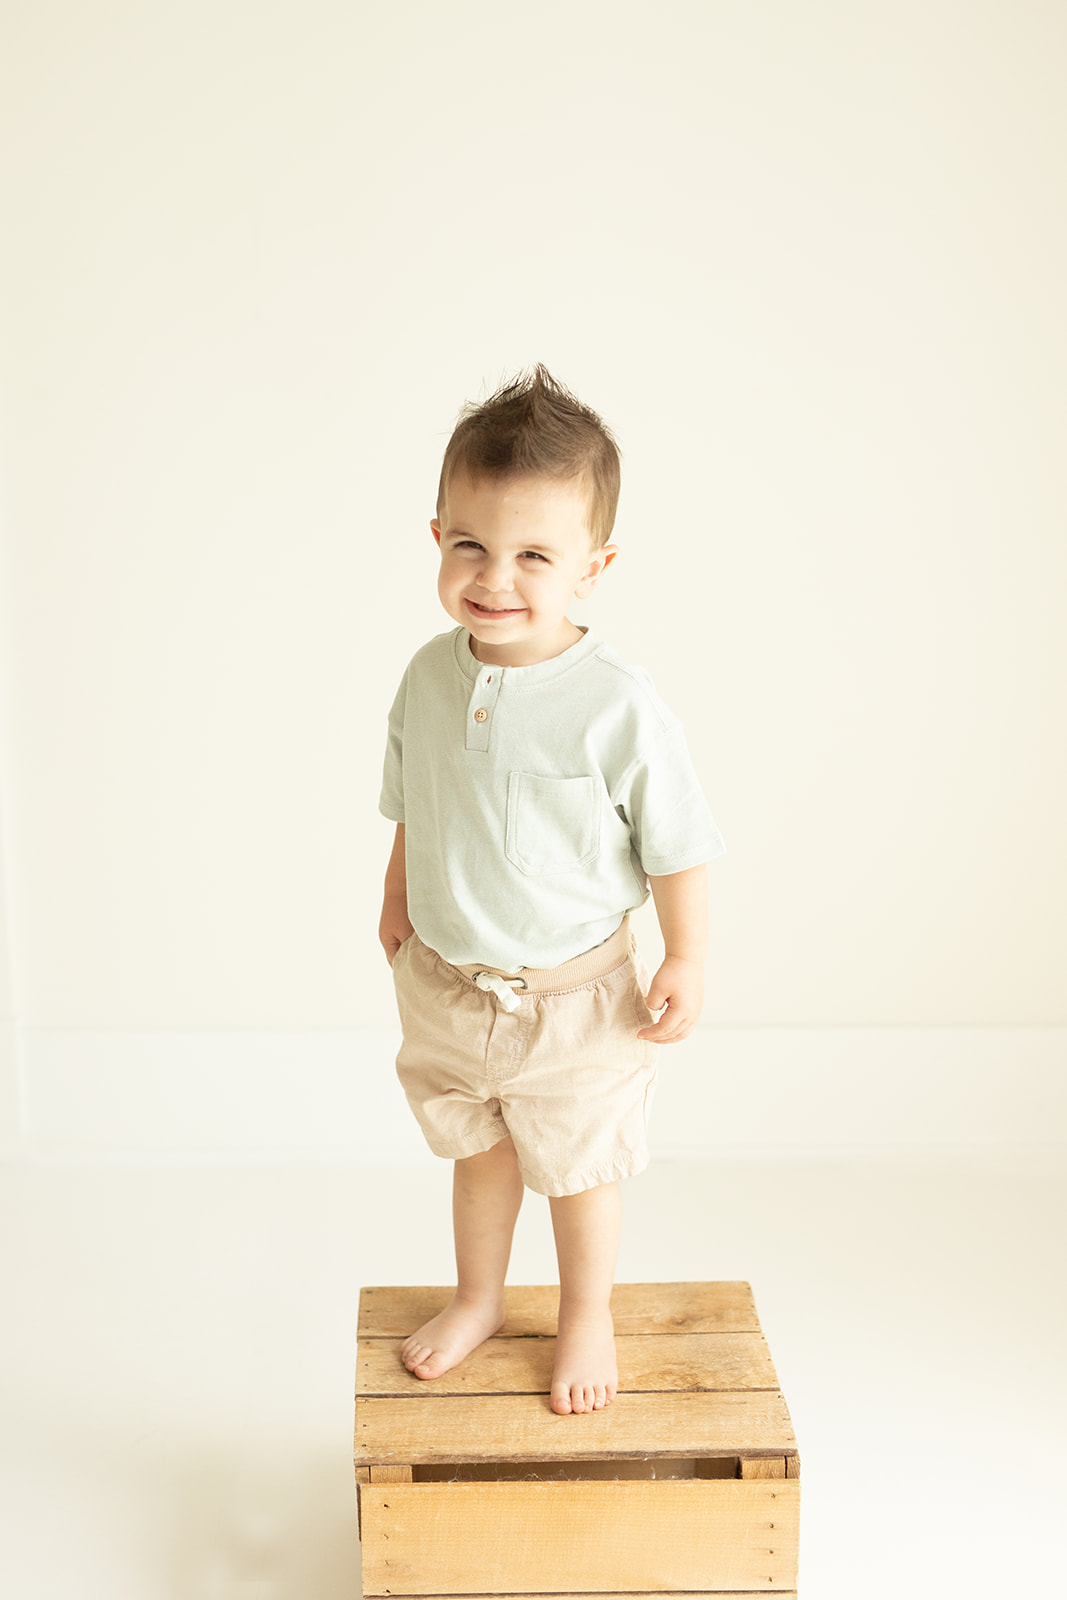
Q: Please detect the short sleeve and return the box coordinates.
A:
[378,671,408,823]
[613,723,725,876]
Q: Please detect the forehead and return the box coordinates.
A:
[440,470,595,544]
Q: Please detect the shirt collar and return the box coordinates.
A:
[452,626,600,686]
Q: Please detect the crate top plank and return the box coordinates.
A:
[357,1328,780,1397]
[354,1388,797,1465]
[358,1281,760,1338]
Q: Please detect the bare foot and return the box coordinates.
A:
[550,1309,618,1415]
[400,1291,506,1380]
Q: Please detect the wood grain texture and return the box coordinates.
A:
[356,1330,779,1397]
[355,1389,797,1466]
[357,1282,760,1338]
[740,1457,788,1480]
[359,1479,800,1595]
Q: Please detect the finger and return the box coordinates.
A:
[638,1011,693,1043]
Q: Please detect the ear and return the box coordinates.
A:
[574,543,618,599]
[430,519,442,549]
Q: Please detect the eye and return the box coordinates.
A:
[455,540,484,552]
[521,551,549,562]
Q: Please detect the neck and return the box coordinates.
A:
[469,619,584,669]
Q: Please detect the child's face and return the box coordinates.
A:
[431,471,617,667]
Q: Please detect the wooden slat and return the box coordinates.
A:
[360,1479,800,1595]
[357,1329,779,1397]
[386,1595,794,1599]
[369,1463,412,1483]
[740,1456,787,1479]
[358,1282,760,1338]
[355,1389,797,1465]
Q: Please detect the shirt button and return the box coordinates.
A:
[473,708,489,722]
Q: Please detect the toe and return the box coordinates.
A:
[550,1387,573,1415]
[412,1347,445,1379]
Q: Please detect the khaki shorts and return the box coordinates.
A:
[391,917,659,1197]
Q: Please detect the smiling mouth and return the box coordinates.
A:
[466,599,524,617]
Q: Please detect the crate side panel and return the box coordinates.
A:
[359,1479,799,1595]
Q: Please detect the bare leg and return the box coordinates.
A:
[548,1180,622,1415]
[401,1136,524,1380]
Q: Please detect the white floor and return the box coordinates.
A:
[1,1150,1064,1598]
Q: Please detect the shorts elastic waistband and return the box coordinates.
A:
[453,916,633,998]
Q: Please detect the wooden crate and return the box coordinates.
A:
[354,1282,799,1597]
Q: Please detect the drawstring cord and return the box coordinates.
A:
[472,971,526,1013]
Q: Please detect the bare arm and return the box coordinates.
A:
[637,863,708,1044]
[379,822,414,964]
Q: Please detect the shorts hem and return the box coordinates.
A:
[423,1120,510,1163]
[521,1147,650,1199]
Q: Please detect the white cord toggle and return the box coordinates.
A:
[472,971,525,1012]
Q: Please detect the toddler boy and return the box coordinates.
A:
[379,366,724,1415]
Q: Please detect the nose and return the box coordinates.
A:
[476,554,513,592]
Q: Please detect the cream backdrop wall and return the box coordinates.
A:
[0,1,1064,1156]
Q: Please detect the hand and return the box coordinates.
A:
[379,900,414,965]
[637,956,704,1044]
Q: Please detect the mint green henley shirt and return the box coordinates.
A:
[380,626,725,970]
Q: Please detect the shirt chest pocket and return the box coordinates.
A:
[505,772,601,876]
